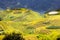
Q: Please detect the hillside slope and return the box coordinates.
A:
[0,8,60,40]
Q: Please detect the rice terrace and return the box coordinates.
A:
[0,8,60,40]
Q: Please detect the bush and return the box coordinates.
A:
[0,17,2,21]
[46,26,60,29]
[56,35,60,40]
[57,38,60,40]
[3,33,25,40]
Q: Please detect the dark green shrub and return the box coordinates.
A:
[57,38,60,40]
[0,17,2,21]
[56,35,60,40]
[46,26,60,29]
[3,33,25,40]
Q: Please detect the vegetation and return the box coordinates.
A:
[0,8,60,40]
[46,26,60,29]
[3,33,25,40]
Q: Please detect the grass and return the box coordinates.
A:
[0,8,60,40]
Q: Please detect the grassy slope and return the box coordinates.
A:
[0,8,60,40]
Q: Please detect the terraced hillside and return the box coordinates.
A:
[0,8,60,40]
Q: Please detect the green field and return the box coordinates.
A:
[0,8,60,40]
